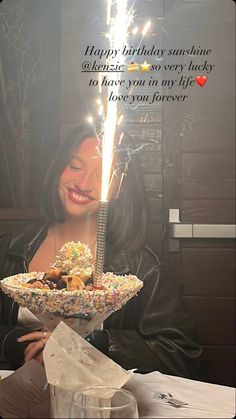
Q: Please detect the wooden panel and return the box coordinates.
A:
[61,71,86,124]
[178,54,234,104]
[162,0,235,390]
[0,220,33,235]
[203,346,236,387]
[0,208,42,235]
[184,297,235,346]
[182,153,234,179]
[182,199,235,223]
[147,197,162,224]
[0,208,41,220]
[124,124,162,149]
[168,252,182,285]
[182,179,235,199]
[143,174,162,193]
[182,114,234,152]
[182,248,235,297]
[181,240,235,249]
[139,151,162,173]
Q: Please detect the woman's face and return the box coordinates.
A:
[59,137,103,219]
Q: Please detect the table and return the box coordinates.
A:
[0,369,235,418]
[125,371,235,418]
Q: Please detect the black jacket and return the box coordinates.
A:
[0,222,203,378]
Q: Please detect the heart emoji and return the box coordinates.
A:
[195,75,208,87]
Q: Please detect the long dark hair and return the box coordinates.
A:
[41,124,147,253]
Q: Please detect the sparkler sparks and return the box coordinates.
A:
[142,20,151,36]
[98,72,103,94]
[132,26,139,35]
[94,0,133,285]
[101,0,133,202]
[106,0,112,25]
[94,4,155,286]
[87,115,94,124]
[96,5,153,206]
[98,104,104,116]
[117,114,124,126]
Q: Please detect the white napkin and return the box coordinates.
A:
[43,321,133,417]
[43,321,133,390]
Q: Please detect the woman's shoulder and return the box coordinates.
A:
[0,220,48,250]
[105,243,161,276]
[127,244,161,268]
[142,245,161,265]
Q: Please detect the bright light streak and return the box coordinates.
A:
[142,20,151,36]
[132,26,138,35]
[143,113,149,123]
[118,131,124,145]
[96,98,102,105]
[98,72,103,94]
[101,0,133,202]
[117,114,124,126]
[87,115,93,124]
[98,104,104,116]
[106,0,112,25]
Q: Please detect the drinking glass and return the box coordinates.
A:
[69,386,139,418]
[50,384,75,418]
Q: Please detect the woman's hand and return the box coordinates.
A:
[17,330,51,365]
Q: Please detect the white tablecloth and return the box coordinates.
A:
[125,371,235,418]
[1,369,235,418]
[0,370,14,380]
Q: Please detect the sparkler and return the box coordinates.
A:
[132,26,139,35]
[87,115,94,124]
[131,19,152,62]
[94,0,133,286]
[142,20,151,36]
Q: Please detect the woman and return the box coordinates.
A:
[0,124,203,378]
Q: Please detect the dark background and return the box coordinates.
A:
[0,0,235,386]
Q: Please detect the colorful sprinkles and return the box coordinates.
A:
[1,272,143,316]
[52,241,93,276]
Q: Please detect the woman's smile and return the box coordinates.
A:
[67,188,95,205]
